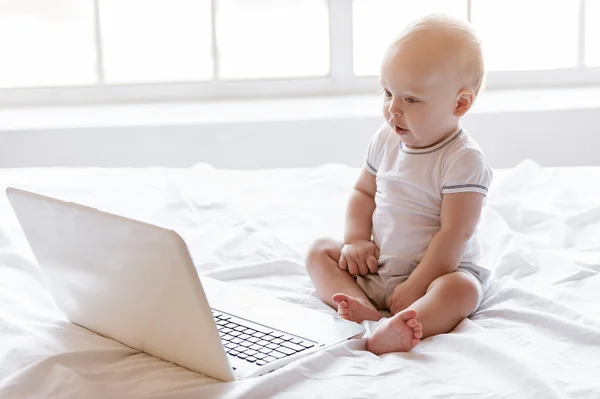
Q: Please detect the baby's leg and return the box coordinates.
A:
[306,238,381,323]
[367,271,481,355]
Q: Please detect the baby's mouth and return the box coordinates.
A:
[389,118,409,135]
[392,124,409,135]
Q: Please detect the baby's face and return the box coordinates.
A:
[380,41,465,148]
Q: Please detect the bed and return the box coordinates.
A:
[1,160,599,398]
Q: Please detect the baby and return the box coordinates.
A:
[306,14,492,355]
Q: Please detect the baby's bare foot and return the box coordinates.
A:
[332,293,381,323]
[366,309,423,355]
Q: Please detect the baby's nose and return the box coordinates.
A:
[388,101,403,116]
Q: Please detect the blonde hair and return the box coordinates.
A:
[394,14,485,95]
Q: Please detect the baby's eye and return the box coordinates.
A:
[380,88,392,98]
[405,97,418,104]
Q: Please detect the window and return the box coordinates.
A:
[0,0,97,88]
[471,0,578,71]
[100,0,213,83]
[216,0,329,79]
[586,0,600,67]
[0,0,598,105]
[352,0,467,76]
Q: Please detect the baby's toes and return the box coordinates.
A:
[406,318,418,328]
[414,330,423,339]
[338,309,350,319]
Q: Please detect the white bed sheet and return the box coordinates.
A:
[0,160,599,398]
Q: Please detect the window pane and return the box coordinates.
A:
[471,0,578,71]
[217,0,329,80]
[586,0,600,66]
[0,0,96,88]
[353,0,467,76]
[100,0,212,84]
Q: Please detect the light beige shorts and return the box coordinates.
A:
[355,257,490,311]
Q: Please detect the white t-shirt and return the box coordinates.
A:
[365,124,493,270]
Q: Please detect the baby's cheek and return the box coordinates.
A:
[382,105,391,120]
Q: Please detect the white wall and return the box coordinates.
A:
[1,88,600,169]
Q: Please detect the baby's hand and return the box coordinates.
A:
[338,240,380,276]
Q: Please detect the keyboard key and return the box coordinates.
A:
[256,360,267,366]
[259,347,272,354]
[264,356,277,363]
[270,332,284,338]
[234,326,247,332]
[239,334,251,341]
[244,328,257,335]
[252,332,266,339]
[231,338,243,344]
[249,324,273,334]
[221,335,234,342]
[257,340,270,347]
[250,344,262,351]
[254,353,267,359]
[228,350,240,356]
[267,343,279,350]
[225,323,238,329]
[271,338,284,345]
[236,353,248,359]
[299,342,315,349]
[247,337,260,343]
[221,328,233,335]
[289,338,304,345]
[262,335,275,342]
[281,334,295,341]
[281,341,305,352]
[229,331,241,337]
[246,350,258,356]
[274,346,296,356]
[269,351,286,359]
[246,356,257,363]
[219,315,231,320]
[224,343,238,350]
[217,320,228,326]
[239,341,253,347]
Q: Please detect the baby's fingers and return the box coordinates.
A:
[366,255,378,273]
[338,255,348,270]
[346,256,359,276]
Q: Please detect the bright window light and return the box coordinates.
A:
[471,0,579,71]
[0,1,598,105]
[352,0,467,76]
[100,0,213,84]
[216,0,330,79]
[586,0,600,67]
[0,0,97,88]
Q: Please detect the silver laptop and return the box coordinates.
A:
[6,187,364,381]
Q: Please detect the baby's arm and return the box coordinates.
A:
[344,167,376,243]
[404,192,484,294]
[338,167,379,275]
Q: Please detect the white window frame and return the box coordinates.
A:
[1,0,599,107]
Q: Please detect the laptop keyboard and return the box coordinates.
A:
[212,310,317,367]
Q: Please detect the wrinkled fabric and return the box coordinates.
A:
[0,160,599,398]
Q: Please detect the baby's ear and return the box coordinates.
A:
[454,89,475,117]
